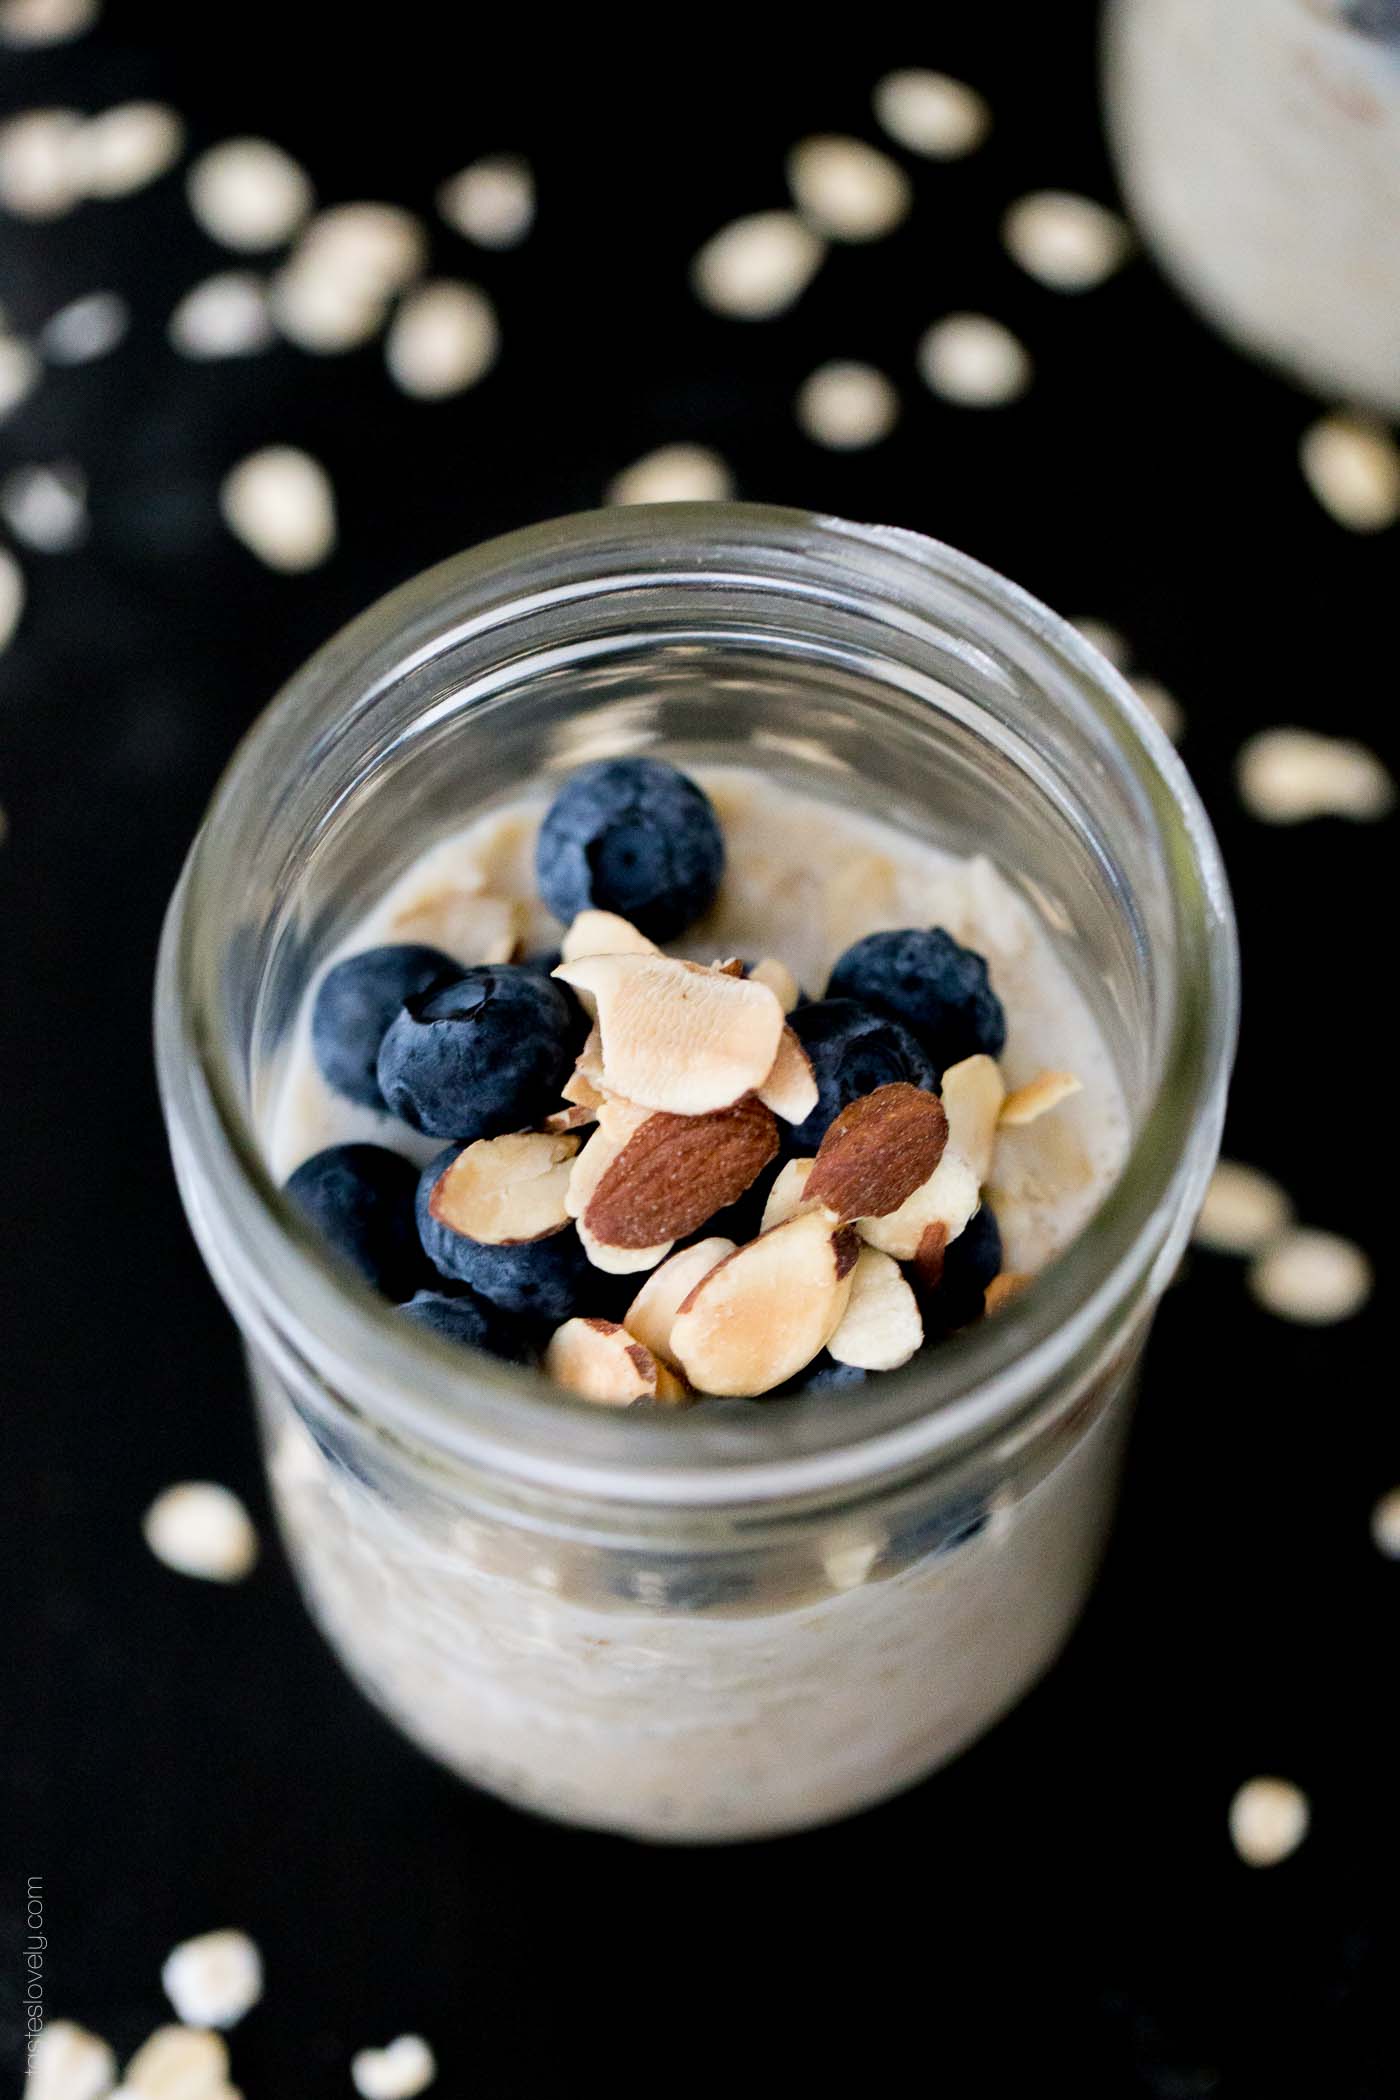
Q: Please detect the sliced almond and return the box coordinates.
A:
[757,1024,819,1125]
[859,1153,981,1261]
[625,1237,736,1368]
[943,1053,1005,1180]
[983,1271,1031,1315]
[712,957,747,977]
[562,1025,607,1105]
[560,908,659,963]
[585,1097,778,1249]
[567,1110,673,1272]
[804,1082,949,1223]
[390,888,523,965]
[553,952,785,1116]
[428,1131,579,1244]
[545,1318,681,1405]
[669,1210,859,1396]
[998,1069,1082,1127]
[912,1220,948,1293]
[544,1102,599,1134]
[749,956,800,1012]
[762,1156,816,1229]
[827,1246,923,1371]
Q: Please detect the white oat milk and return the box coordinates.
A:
[260,769,1133,1839]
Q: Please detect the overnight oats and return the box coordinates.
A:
[156,507,1237,1840]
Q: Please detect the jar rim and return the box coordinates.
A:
[156,504,1238,1511]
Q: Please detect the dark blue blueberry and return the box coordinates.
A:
[785,999,937,1152]
[1345,1,1400,44]
[311,943,457,1110]
[917,1202,1003,1337]
[284,1143,426,1300]
[400,1288,539,1367]
[376,964,578,1140]
[521,948,563,977]
[801,1355,869,1393]
[535,756,724,942]
[826,928,1006,1073]
[415,1148,609,1324]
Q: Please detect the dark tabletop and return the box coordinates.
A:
[3,6,1395,2095]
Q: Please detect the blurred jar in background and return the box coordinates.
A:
[1104,0,1400,413]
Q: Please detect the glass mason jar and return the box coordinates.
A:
[1104,0,1400,414]
[155,506,1237,1842]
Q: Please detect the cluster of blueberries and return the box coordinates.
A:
[285,757,1008,1391]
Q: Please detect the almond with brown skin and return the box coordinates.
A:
[544,1318,686,1405]
[859,1056,1004,1259]
[429,1131,580,1245]
[827,1246,923,1371]
[552,952,785,1115]
[585,1097,779,1250]
[669,1210,860,1396]
[624,1238,736,1369]
[804,1082,949,1224]
[911,1220,948,1293]
[566,1108,674,1273]
[757,1025,819,1125]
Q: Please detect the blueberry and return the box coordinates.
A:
[785,999,937,1152]
[918,1202,1003,1336]
[416,1147,608,1324]
[311,943,457,1110]
[400,1288,539,1367]
[535,756,724,941]
[826,928,1006,1073]
[284,1143,426,1300]
[802,1356,869,1393]
[376,965,578,1140]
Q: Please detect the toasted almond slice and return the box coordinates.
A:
[983,1271,1031,1314]
[625,1237,737,1368]
[553,952,785,1115]
[567,1110,674,1271]
[562,1025,607,1105]
[544,1102,598,1133]
[805,1082,949,1222]
[762,1156,816,1229]
[859,1153,981,1260]
[757,1025,819,1125]
[998,1070,1082,1127]
[712,956,747,977]
[560,908,659,963]
[545,1318,672,1405]
[942,1053,1005,1180]
[912,1219,948,1292]
[576,1216,673,1275]
[390,888,523,965]
[585,1097,778,1249]
[827,1246,923,1370]
[428,1131,579,1244]
[670,1210,859,1396]
[749,956,800,1012]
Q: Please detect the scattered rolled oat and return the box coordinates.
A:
[1,544,26,649]
[0,462,88,551]
[437,154,534,249]
[690,210,825,319]
[272,203,424,353]
[1002,191,1131,292]
[22,2020,116,2100]
[1237,727,1394,823]
[787,135,911,242]
[160,1929,263,2029]
[872,69,990,160]
[39,291,129,364]
[1370,1486,1400,1558]
[219,445,336,572]
[1069,616,1130,669]
[1130,675,1185,744]
[1249,1229,1371,1325]
[121,2024,228,2098]
[0,107,85,219]
[78,102,184,198]
[0,0,99,42]
[0,334,42,416]
[142,1482,259,1582]
[1299,412,1400,532]
[351,2036,437,2100]
[168,273,274,359]
[606,443,734,505]
[918,313,1031,407]
[795,360,899,449]
[186,137,313,252]
[1228,1777,1310,1867]
[385,281,499,399]
[1193,1160,1292,1257]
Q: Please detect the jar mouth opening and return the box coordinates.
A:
[158,504,1238,1510]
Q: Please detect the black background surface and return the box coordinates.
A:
[3,6,1395,2095]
